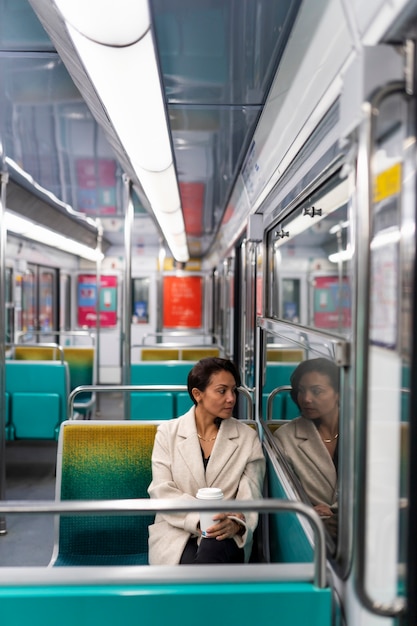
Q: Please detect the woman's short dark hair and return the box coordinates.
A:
[187,357,241,405]
[290,358,339,407]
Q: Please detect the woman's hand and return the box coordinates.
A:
[203,513,246,540]
[314,503,333,518]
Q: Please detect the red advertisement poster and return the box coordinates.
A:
[77,274,118,328]
[179,182,204,236]
[163,276,202,328]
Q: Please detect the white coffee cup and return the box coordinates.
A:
[196,487,224,537]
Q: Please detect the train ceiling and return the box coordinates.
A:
[0,0,301,260]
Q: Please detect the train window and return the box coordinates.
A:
[132,277,150,324]
[38,267,58,338]
[267,173,352,338]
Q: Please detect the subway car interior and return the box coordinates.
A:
[0,1,417,626]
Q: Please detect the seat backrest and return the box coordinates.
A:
[141,348,180,361]
[63,347,96,415]
[180,347,220,360]
[263,363,297,393]
[130,362,193,420]
[52,420,159,566]
[131,361,193,385]
[262,363,299,420]
[266,348,304,362]
[14,345,58,360]
[62,347,95,390]
[5,361,69,440]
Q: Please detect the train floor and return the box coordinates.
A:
[0,392,123,566]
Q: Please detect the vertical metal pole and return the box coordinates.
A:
[122,176,133,419]
[0,164,8,534]
[95,220,103,411]
[156,242,165,340]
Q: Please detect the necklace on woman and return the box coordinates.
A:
[197,433,217,442]
[322,433,339,443]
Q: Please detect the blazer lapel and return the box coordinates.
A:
[177,408,206,488]
[205,419,239,486]
[296,419,337,491]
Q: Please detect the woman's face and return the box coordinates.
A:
[296,371,339,422]
[193,370,237,421]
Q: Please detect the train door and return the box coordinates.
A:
[19,264,58,342]
[38,265,57,338]
[213,255,235,359]
[233,224,264,419]
[20,265,35,341]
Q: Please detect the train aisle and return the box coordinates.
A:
[0,392,124,566]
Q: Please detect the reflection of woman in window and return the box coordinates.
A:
[274,358,339,531]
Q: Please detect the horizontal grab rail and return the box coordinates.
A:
[7,342,65,363]
[69,384,254,420]
[16,330,96,345]
[141,331,220,346]
[0,498,326,588]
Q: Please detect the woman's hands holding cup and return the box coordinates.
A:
[201,512,246,540]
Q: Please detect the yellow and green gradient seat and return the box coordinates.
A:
[52,421,158,566]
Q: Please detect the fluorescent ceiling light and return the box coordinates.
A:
[53,0,149,46]
[67,26,172,173]
[53,0,190,262]
[5,211,104,262]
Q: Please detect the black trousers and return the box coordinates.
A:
[180,536,244,564]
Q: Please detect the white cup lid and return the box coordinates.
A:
[196,487,224,499]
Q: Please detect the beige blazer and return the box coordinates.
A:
[148,407,266,565]
[273,417,337,508]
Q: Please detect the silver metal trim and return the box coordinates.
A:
[354,80,406,618]
[0,497,327,588]
[68,384,253,421]
[257,318,350,366]
[0,563,316,587]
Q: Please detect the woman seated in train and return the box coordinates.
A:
[274,358,339,532]
[148,357,266,565]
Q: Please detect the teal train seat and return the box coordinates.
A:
[176,391,193,416]
[12,344,96,419]
[5,361,69,440]
[50,420,158,566]
[130,362,193,420]
[263,363,299,420]
[63,347,96,418]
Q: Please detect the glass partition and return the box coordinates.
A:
[267,172,352,338]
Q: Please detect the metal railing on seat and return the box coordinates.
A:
[0,498,327,588]
[68,385,254,421]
